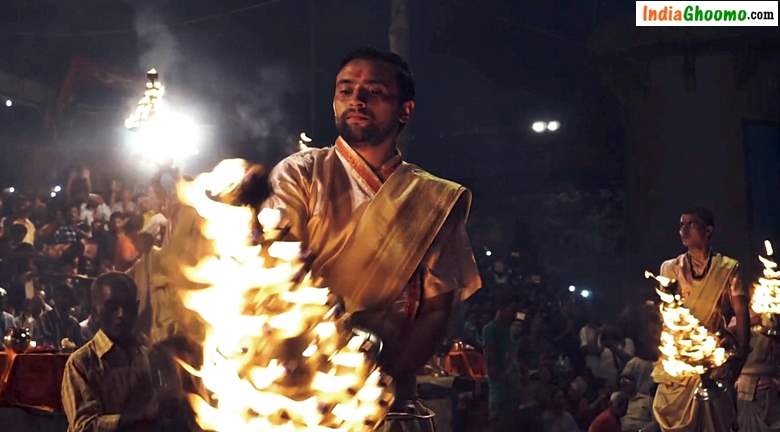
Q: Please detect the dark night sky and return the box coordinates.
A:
[0,0,634,168]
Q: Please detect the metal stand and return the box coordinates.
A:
[694,374,728,401]
[694,374,737,431]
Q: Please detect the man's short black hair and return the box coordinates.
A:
[52,283,75,304]
[91,272,137,302]
[9,223,28,243]
[682,206,715,228]
[338,46,415,103]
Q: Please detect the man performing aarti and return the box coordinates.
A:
[653,207,751,432]
[263,46,481,421]
[735,249,780,432]
[735,318,780,431]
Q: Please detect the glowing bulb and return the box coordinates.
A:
[485,250,492,257]
[580,289,591,299]
[53,185,62,193]
[50,192,57,198]
[568,285,576,293]
[8,187,15,193]
[546,121,560,132]
[531,121,546,133]
[5,99,12,108]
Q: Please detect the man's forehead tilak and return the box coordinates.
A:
[336,61,396,86]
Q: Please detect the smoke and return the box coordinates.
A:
[130,5,305,164]
[234,65,297,141]
[134,5,181,76]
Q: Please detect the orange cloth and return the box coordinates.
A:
[113,233,138,272]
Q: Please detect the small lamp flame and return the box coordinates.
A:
[645,271,730,378]
[750,241,780,334]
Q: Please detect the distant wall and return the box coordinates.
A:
[602,48,780,276]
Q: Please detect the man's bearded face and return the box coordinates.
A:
[333,59,403,147]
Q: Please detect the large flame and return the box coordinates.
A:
[645,271,729,377]
[175,159,392,431]
[750,241,780,316]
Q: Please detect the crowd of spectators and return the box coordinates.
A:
[0,166,170,352]
[452,254,661,432]
[1,165,664,431]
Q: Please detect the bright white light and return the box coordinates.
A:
[5,99,12,108]
[485,250,492,257]
[8,187,15,193]
[50,192,57,198]
[531,121,546,133]
[299,132,313,143]
[546,121,560,132]
[53,185,62,193]
[580,289,591,299]
[125,101,201,166]
[568,285,576,293]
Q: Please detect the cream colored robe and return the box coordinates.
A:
[652,253,741,432]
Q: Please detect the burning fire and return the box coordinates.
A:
[750,241,779,316]
[124,68,200,166]
[125,68,164,130]
[175,159,393,431]
[645,271,729,378]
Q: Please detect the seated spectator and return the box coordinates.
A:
[40,284,84,349]
[113,213,140,271]
[580,315,603,375]
[31,193,49,228]
[0,224,30,305]
[566,377,593,428]
[95,212,122,271]
[139,196,168,245]
[15,295,46,341]
[110,182,137,214]
[89,193,112,224]
[62,272,159,431]
[482,301,519,431]
[618,375,655,432]
[598,326,632,389]
[588,392,629,432]
[621,355,655,397]
[2,195,36,245]
[540,387,581,432]
[54,204,88,246]
[0,287,17,336]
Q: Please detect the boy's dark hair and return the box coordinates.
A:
[338,46,415,103]
[682,206,715,228]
